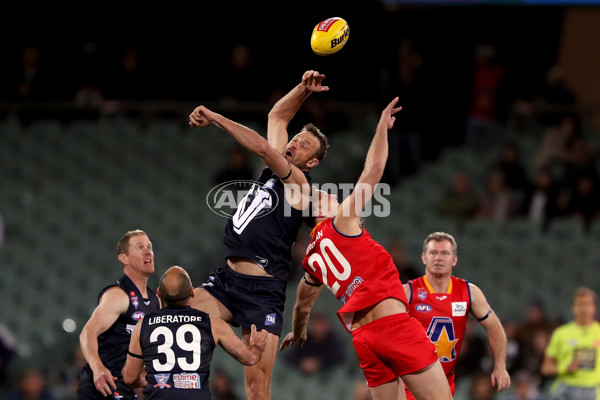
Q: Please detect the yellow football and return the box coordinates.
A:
[310,17,350,56]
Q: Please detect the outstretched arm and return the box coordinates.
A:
[211,317,268,366]
[189,106,294,181]
[279,273,323,352]
[470,283,511,392]
[334,97,402,234]
[268,70,329,153]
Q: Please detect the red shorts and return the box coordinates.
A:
[405,373,455,399]
[351,313,439,387]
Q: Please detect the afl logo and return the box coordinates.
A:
[132,311,145,321]
[415,304,433,313]
[206,180,278,219]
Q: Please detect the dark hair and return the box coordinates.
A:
[302,123,329,161]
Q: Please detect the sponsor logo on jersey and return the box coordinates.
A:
[418,291,428,301]
[173,373,200,389]
[125,324,136,335]
[144,300,151,305]
[131,311,145,321]
[265,313,276,326]
[153,374,171,389]
[451,302,467,316]
[415,303,433,313]
[340,294,347,304]
[344,276,363,298]
[435,295,448,301]
[112,392,123,399]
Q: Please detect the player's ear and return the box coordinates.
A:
[156,287,163,299]
[118,253,127,265]
[189,287,195,298]
[421,253,427,265]
[305,158,319,170]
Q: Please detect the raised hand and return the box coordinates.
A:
[301,70,329,93]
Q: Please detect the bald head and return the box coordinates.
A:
[158,266,193,307]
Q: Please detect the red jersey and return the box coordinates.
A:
[407,275,472,378]
[302,219,408,332]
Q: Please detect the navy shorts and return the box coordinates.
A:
[77,365,137,400]
[201,264,286,336]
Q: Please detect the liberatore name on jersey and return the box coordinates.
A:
[302,219,408,332]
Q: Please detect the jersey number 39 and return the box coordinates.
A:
[150,324,201,372]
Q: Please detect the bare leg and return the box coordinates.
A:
[242,328,280,400]
[189,287,234,321]
[368,377,402,400]
[401,362,453,400]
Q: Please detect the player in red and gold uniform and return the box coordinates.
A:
[279,98,453,400]
[403,232,512,399]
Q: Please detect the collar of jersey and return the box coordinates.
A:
[423,275,452,294]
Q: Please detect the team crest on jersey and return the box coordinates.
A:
[427,316,458,362]
[418,291,428,301]
[129,291,139,309]
[153,374,171,388]
[173,373,201,389]
[131,311,145,321]
[415,303,433,313]
[265,313,276,326]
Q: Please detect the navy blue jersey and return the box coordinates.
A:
[139,306,215,400]
[95,274,160,377]
[223,167,312,283]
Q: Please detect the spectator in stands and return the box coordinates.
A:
[7,369,55,400]
[469,371,497,400]
[503,319,525,375]
[283,311,346,375]
[11,46,49,101]
[435,171,479,230]
[534,114,581,172]
[561,173,600,232]
[211,370,240,400]
[0,322,16,389]
[477,168,522,224]
[516,299,555,384]
[387,237,419,282]
[214,145,255,184]
[491,142,530,194]
[536,65,577,126]
[454,318,489,378]
[380,36,426,185]
[523,169,561,231]
[465,42,506,150]
[506,369,546,400]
